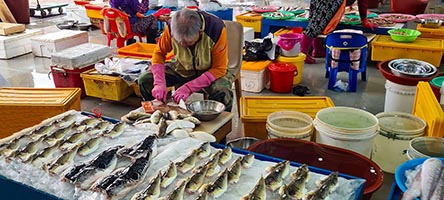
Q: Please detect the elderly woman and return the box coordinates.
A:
[110,0,171,44]
[138,8,233,110]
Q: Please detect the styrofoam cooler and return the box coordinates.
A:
[31,30,89,58]
[50,43,111,97]
[0,29,43,59]
[240,60,272,92]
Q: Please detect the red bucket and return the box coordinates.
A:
[268,62,296,93]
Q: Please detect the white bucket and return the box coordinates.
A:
[314,107,379,158]
[407,136,444,160]
[266,110,313,141]
[371,112,426,173]
[281,43,301,57]
[384,80,417,113]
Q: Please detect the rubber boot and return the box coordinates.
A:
[300,34,316,64]
[312,37,326,58]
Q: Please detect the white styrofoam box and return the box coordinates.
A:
[0,29,44,59]
[51,43,111,70]
[241,69,269,93]
[243,27,254,46]
[31,30,89,58]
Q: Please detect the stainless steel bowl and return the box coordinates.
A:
[388,59,437,77]
[76,23,91,31]
[421,18,443,28]
[227,137,261,149]
[187,100,225,121]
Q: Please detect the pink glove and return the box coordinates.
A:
[150,64,168,102]
[153,8,172,18]
[173,71,216,103]
[361,18,377,30]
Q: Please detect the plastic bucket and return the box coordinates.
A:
[266,110,313,141]
[277,33,303,57]
[430,76,444,102]
[407,136,444,160]
[371,112,426,173]
[314,107,379,158]
[268,62,296,93]
[384,80,417,113]
[277,54,306,85]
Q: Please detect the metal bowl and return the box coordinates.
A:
[388,59,437,77]
[76,23,91,30]
[187,100,225,121]
[227,137,261,149]
[421,18,442,28]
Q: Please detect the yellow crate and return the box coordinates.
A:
[240,96,335,140]
[0,88,81,137]
[371,35,444,67]
[80,69,134,101]
[85,4,106,20]
[274,28,292,37]
[413,82,444,138]
[417,24,444,39]
[117,42,174,60]
[235,12,262,32]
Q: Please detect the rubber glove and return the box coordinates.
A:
[153,8,172,18]
[136,12,145,18]
[173,71,216,103]
[361,18,377,30]
[150,64,168,102]
[357,0,377,30]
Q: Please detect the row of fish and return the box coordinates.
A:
[402,158,444,200]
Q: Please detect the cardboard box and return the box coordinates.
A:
[0,29,43,59]
[51,43,111,70]
[0,23,25,36]
[0,88,81,137]
[31,30,89,58]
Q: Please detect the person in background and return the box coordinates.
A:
[301,0,376,64]
[110,0,171,44]
[138,8,233,110]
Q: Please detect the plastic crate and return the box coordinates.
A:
[235,12,262,33]
[208,8,233,20]
[0,88,81,137]
[274,28,292,37]
[84,4,106,20]
[117,42,174,60]
[240,96,335,140]
[412,81,444,137]
[416,24,444,39]
[80,69,134,101]
[371,35,444,67]
[240,60,272,93]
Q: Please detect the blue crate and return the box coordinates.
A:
[208,8,233,21]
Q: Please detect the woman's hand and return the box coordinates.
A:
[361,18,377,30]
[136,12,145,18]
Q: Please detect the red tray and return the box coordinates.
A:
[378,13,416,23]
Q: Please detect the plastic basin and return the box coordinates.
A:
[388,29,421,43]
[378,60,438,86]
[395,157,444,192]
[247,138,383,200]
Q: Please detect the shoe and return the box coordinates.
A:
[312,37,326,58]
[126,38,136,46]
[300,35,316,64]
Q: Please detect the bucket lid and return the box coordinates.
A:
[376,112,426,135]
[430,76,444,88]
[268,62,296,72]
[277,53,307,63]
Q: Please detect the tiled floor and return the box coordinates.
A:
[4,2,441,199]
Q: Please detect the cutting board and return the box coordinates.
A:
[0,23,25,36]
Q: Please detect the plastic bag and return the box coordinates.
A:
[243,37,273,61]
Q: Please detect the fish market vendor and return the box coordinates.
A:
[138,8,233,111]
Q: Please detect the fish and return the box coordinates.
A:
[84,127,102,136]
[131,171,162,200]
[124,111,152,122]
[46,144,81,176]
[15,137,46,162]
[102,122,126,139]
[92,167,127,192]
[78,136,103,157]
[266,160,290,178]
[161,161,178,188]
[241,176,266,200]
[77,118,101,130]
[168,110,179,120]
[105,151,153,199]
[196,142,211,159]
[157,117,169,138]
[150,110,163,125]
[402,170,421,200]
[166,120,195,134]
[30,142,61,167]
[207,169,228,198]
[59,131,85,151]
[219,147,232,165]
[186,163,209,194]
[42,122,75,146]
[176,149,198,173]
[227,157,242,184]
[240,154,255,169]
[421,158,443,200]
[160,178,188,200]
[431,166,444,200]
[305,172,338,200]
[189,131,216,142]
[117,135,157,161]
[55,114,77,127]
[29,123,56,141]
[264,166,284,191]
[195,189,209,200]
[94,121,111,132]
[279,164,310,199]
[64,145,122,189]
[133,118,152,125]
[182,116,201,125]
[204,150,222,177]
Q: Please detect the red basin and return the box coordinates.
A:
[378,60,439,86]
[248,138,384,200]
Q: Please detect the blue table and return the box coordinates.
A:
[261,18,406,38]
